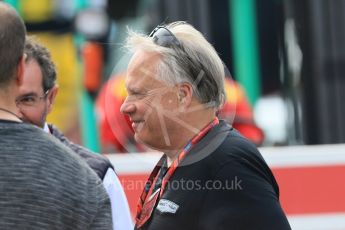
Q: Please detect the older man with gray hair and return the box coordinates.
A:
[120,21,291,230]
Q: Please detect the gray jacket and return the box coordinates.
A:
[0,120,113,229]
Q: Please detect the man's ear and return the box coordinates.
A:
[16,54,27,86]
[177,82,193,109]
[47,85,59,113]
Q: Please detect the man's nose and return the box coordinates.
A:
[120,99,136,115]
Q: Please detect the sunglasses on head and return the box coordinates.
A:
[148,23,205,85]
[149,26,181,48]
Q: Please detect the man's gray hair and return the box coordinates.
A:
[126,21,225,109]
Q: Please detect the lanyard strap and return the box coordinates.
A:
[136,156,165,222]
[135,117,219,222]
[159,117,219,196]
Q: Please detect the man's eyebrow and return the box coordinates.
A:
[17,92,37,98]
[126,85,143,94]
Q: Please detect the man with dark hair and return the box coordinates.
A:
[0,2,26,86]
[121,21,291,230]
[0,2,112,229]
[17,36,133,230]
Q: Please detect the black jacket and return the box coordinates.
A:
[49,124,114,180]
[137,120,291,230]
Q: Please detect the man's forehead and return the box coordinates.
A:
[125,68,167,92]
[19,60,44,94]
[125,50,169,91]
[18,86,41,97]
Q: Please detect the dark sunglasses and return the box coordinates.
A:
[149,24,204,85]
[149,26,181,48]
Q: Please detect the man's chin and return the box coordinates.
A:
[134,133,152,148]
[134,134,173,152]
[133,133,142,144]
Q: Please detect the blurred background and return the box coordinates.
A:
[4,0,345,228]
[4,0,345,152]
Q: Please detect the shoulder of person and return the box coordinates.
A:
[48,123,115,180]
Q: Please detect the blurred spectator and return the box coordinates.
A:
[221,66,264,146]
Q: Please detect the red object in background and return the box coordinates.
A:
[96,73,264,152]
[273,165,345,214]
[96,74,134,152]
[220,78,264,146]
[82,42,103,93]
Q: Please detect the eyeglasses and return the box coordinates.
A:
[16,90,49,108]
[149,26,181,48]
